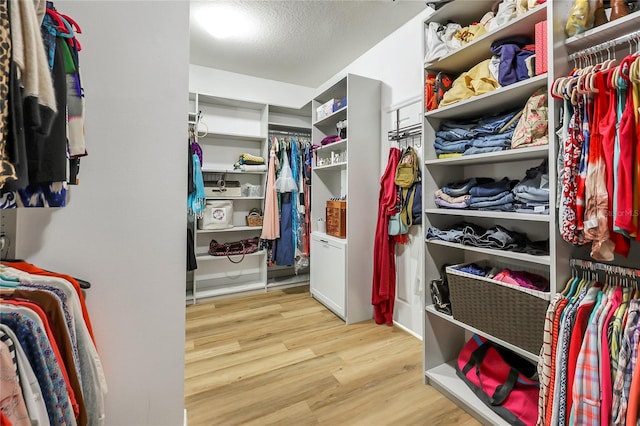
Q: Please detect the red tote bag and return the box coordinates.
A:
[456,334,539,426]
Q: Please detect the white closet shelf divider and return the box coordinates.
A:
[196,226,263,234]
[426,239,551,265]
[424,74,548,120]
[200,167,267,175]
[313,106,348,126]
[315,139,347,151]
[424,208,550,222]
[201,132,266,142]
[313,162,347,171]
[425,145,548,165]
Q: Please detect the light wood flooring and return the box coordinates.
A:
[185,285,479,426]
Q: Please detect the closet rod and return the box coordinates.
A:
[570,258,640,279]
[388,123,422,141]
[568,29,640,62]
[269,130,311,137]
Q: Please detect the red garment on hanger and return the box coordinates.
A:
[3,261,96,343]
[372,147,401,325]
[615,56,638,237]
[595,70,630,256]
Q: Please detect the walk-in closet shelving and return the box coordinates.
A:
[187,93,269,304]
[421,2,565,423]
[187,95,314,303]
[310,74,381,324]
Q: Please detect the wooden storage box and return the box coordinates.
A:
[325,200,346,238]
[446,262,551,354]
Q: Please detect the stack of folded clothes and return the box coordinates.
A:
[426,222,549,255]
[512,159,549,214]
[435,177,518,212]
[452,262,550,291]
[434,109,521,158]
[234,153,267,171]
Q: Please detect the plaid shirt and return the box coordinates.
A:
[538,294,564,426]
[612,300,640,425]
[570,291,607,426]
[553,285,589,426]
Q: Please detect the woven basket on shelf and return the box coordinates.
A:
[446,262,551,355]
[246,208,263,227]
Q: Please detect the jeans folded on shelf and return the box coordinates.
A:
[468,225,524,250]
[463,146,509,156]
[474,109,521,135]
[467,192,515,209]
[469,177,516,197]
[514,191,549,203]
[512,159,549,201]
[435,198,468,209]
[467,190,512,204]
[512,238,550,256]
[441,177,495,197]
[434,190,470,204]
[438,108,520,141]
[468,135,513,148]
[426,222,484,243]
[434,140,469,155]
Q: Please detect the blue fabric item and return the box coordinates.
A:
[477,203,516,212]
[490,36,535,87]
[441,177,494,197]
[467,192,515,209]
[469,177,515,197]
[512,159,550,202]
[463,146,508,156]
[41,14,57,70]
[455,263,489,276]
[18,183,67,207]
[275,192,295,266]
[188,154,206,217]
[437,110,519,141]
[290,141,300,252]
[0,312,74,425]
[434,140,469,155]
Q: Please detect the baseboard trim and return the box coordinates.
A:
[393,321,422,340]
[184,408,188,426]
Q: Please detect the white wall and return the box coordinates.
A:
[12,2,189,425]
[190,65,315,108]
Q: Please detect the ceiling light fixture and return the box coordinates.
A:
[197,5,253,40]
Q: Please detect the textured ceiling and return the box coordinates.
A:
[190,1,427,87]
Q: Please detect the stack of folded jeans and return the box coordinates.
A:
[426,222,549,255]
[436,177,518,211]
[434,109,521,157]
[512,159,549,214]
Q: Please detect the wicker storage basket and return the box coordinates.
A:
[446,261,551,354]
[246,209,263,227]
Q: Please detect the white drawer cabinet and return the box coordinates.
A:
[310,234,346,318]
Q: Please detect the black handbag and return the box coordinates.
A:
[430,264,452,315]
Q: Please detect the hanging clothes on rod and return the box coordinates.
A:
[263,134,312,270]
[538,258,640,426]
[555,31,640,261]
[0,260,107,426]
[0,1,86,209]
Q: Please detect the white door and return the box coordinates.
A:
[386,100,424,338]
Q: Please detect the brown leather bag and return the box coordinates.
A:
[209,237,260,263]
